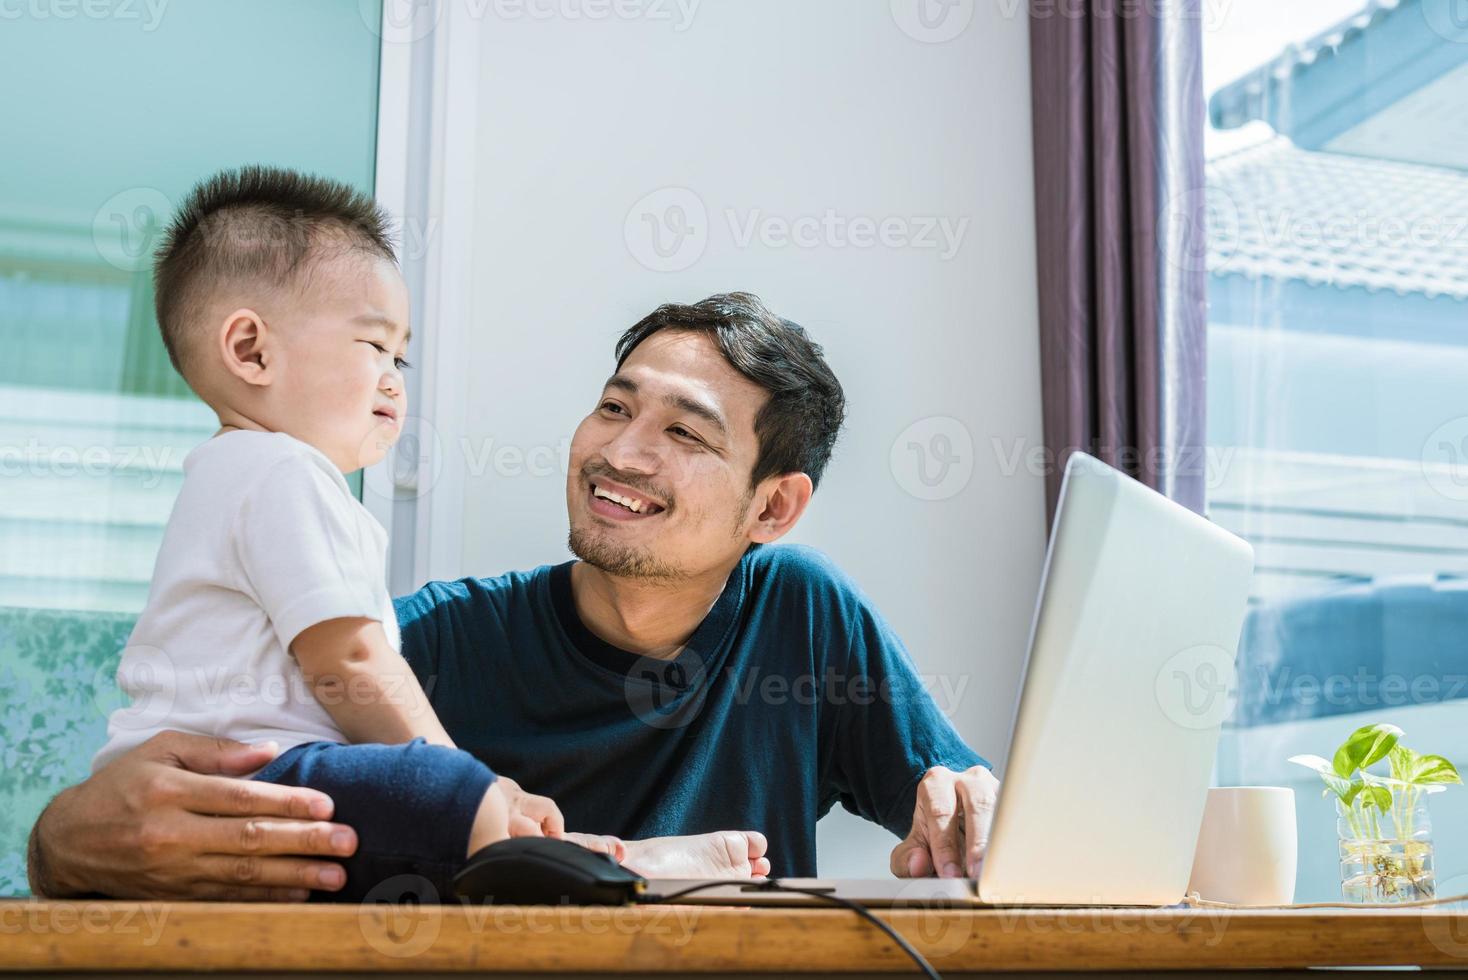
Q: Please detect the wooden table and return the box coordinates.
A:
[5,900,1468,976]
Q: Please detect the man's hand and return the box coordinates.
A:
[889,764,1000,879]
[29,732,358,901]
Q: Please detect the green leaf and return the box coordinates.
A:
[1289,754,1364,803]
[1388,744,1417,785]
[1408,753,1462,786]
[1359,784,1393,813]
[1332,723,1402,778]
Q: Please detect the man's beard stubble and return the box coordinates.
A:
[567,525,684,581]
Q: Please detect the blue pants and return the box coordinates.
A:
[252,738,496,903]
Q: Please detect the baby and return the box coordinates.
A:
[92,166,766,900]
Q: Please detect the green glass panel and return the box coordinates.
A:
[0,0,384,895]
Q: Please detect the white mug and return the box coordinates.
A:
[1186,786,1297,905]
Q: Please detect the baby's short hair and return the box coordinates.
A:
[153,165,397,384]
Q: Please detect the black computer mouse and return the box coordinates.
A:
[451,836,648,906]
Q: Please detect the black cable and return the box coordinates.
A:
[640,879,943,980]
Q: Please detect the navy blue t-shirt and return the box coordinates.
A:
[393,544,988,876]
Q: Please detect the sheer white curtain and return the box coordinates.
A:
[1203,0,1468,901]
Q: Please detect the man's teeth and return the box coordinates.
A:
[593,484,653,514]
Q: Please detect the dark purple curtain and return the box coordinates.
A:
[1028,0,1209,524]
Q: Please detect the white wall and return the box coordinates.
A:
[456,0,1046,876]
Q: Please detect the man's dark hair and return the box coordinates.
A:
[615,292,846,490]
[153,165,397,382]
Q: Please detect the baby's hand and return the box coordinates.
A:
[496,775,564,838]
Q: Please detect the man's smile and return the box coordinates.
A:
[587,476,667,521]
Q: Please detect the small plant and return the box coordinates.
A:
[1290,723,1462,902]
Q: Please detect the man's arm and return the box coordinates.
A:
[822,591,998,879]
[28,732,358,900]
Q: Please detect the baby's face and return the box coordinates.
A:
[271,253,412,473]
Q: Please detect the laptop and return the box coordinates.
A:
[646,452,1255,908]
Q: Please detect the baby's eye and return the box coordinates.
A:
[394,357,412,371]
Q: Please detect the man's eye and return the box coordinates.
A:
[600,401,626,415]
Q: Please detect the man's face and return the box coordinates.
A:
[566,330,770,580]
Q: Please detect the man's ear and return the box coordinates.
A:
[218,309,273,386]
[748,472,814,545]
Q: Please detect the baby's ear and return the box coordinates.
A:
[219,309,272,386]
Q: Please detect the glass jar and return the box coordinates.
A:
[1337,788,1440,903]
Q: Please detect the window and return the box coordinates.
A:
[1205,0,1468,900]
[0,1,383,894]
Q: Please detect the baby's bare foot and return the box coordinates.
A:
[620,831,770,878]
[559,831,627,863]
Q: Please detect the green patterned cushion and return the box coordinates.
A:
[0,606,134,896]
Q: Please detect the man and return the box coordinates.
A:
[28,293,999,900]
